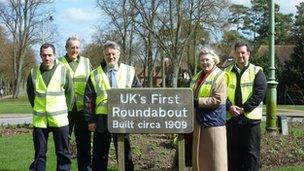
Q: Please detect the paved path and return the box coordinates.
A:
[0,108,304,125]
[0,114,31,125]
[269,109,304,122]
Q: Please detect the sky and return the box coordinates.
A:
[232,0,302,14]
[50,0,105,55]
[25,0,304,56]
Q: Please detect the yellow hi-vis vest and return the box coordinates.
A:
[31,64,69,128]
[90,63,135,115]
[190,67,225,97]
[58,56,90,111]
[225,64,263,120]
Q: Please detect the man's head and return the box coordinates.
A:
[40,43,56,70]
[65,36,81,60]
[234,42,251,69]
[103,41,120,68]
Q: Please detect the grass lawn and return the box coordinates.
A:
[0,94,32,114]
[271,166,304,171]
[277,105,304,111]
[0,132,78,170]
[262,105,304,114]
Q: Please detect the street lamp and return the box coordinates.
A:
[266,0,278,134]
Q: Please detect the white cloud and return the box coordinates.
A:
[230,0,251,7]
[65,8,99,22]
[62,0,80,2]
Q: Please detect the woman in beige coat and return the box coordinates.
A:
[190,48,227,171]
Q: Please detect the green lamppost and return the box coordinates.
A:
[266,0,278,133]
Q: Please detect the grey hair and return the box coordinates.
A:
[65,36,80,48]
[199,47,220,65]
[103,41,121,52]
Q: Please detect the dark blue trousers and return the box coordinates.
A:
[29,126,71,171]
[92,131,134,171]
[227,122,261,171]
[68,108,92,171]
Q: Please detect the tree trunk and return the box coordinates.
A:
[12,47,26,98]
[12,77,20,98]
[147,40,153,87]
[162,56,166,88]
[172,57,180,88]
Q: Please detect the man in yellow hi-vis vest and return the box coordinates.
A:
[225,42,267,171]
[84,41,142,171]
[58,36,92,171]
[27,43,74,171]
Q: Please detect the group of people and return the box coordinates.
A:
[26,37,140,171]
[26,38,266,171]
[190,42,267,171]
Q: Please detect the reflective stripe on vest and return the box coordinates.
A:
[31,64,69,128]
[190,67,224,98]
[58,56,91,110]
[225,64,263,120]
[90,64,135,115]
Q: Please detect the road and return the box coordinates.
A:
[0,114,31,125]
[0,109,304,125]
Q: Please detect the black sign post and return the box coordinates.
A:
[108,88,193,171]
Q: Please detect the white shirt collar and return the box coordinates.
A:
[234,62,249,73]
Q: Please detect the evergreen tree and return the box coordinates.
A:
[228,1,293,48]
[250,52,283,80]
[217,30,247,56]
[281,2,304,88]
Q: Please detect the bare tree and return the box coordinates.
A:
[94,0,229,87]
[132,0,229,87]
[96,0,136,64]
[130,0,161,87]
[0,28,13,94]
[0,0,54,98]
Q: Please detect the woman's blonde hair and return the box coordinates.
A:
[199,48,220,65]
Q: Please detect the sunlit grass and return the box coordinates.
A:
[0,133,78,170]
[0,93,32,114]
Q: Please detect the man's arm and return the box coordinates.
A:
[26,73,35,108]
[83,76,96,123]
[243,69,267,112]
[64,69,75,111]
[84,76,97,132]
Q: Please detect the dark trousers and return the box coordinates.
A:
[29,126,71,171]
[92,131,134,171]
[227,122,261,171]
[184,133,193,167]
[68,107,92,171]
